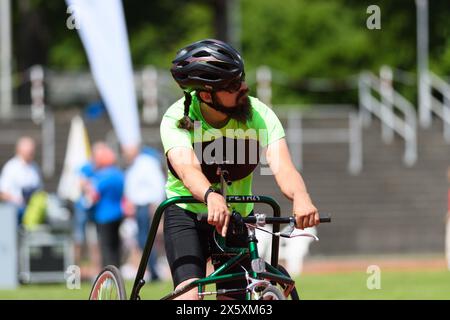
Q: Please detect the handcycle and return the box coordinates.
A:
[89,167,331,300]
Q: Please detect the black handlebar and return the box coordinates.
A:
[197,212,331,225]
[318,213,331,223]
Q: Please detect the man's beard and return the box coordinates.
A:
[207,90,252,123]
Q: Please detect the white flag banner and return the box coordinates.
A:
[66,0,141,147]
[57,115,91,201]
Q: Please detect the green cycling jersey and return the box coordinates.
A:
[160,92,285,216]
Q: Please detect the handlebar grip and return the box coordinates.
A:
[319,213,331,223]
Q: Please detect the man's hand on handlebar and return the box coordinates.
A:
[206,192,231,237]
[293,192,320,230]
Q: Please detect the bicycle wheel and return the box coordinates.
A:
[89,265,127,300]
[259,285,285,300]
[276,265,300,300]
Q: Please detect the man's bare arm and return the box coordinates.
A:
[265,138,319,229]
[167,147,230,236]
[167,147,213,202]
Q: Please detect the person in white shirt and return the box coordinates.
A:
[123,145,166,281]
[0,137,42,224]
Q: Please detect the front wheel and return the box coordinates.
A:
[276,265,300,300]
[259,285,286,300]
[89,265,127,300]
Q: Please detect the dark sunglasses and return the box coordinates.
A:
[223,72,246,93]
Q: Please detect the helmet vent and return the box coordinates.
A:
[192,50,211,58]
[207,61,233,70]
[217,49,234,60]
[199,73,220,80]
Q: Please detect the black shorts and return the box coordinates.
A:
[163,204,251,298]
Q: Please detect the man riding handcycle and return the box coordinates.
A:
[89,39,329,300]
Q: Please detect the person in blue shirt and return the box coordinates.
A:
[86,142,124,267]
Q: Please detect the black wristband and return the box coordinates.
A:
[204,186,219,205]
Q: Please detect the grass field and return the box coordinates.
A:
[1,269,449,300]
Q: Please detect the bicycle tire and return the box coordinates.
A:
[259,285,286,300]
[276,264,300,300]
[89,265,127,300]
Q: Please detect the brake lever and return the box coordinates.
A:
[279,217,319,241]
[279,216,296,238]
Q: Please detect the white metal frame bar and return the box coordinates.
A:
[428,71,450,143]
[283,108,362,175]
[359,72,417,166]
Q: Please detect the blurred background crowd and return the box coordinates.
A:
[1,0,450,291]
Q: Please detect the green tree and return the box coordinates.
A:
[11,0,450,106]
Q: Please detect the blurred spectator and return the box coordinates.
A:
[86,142,124,267]
[123,145,166,282]
[73,160,101,277]
[0,137,42,224]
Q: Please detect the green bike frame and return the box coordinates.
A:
[129,195,294,300]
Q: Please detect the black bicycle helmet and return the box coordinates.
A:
[171,39,244,92]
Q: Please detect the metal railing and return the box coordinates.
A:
[277,106,362,175]
[359,71,417,166]
[428,71,450,143]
